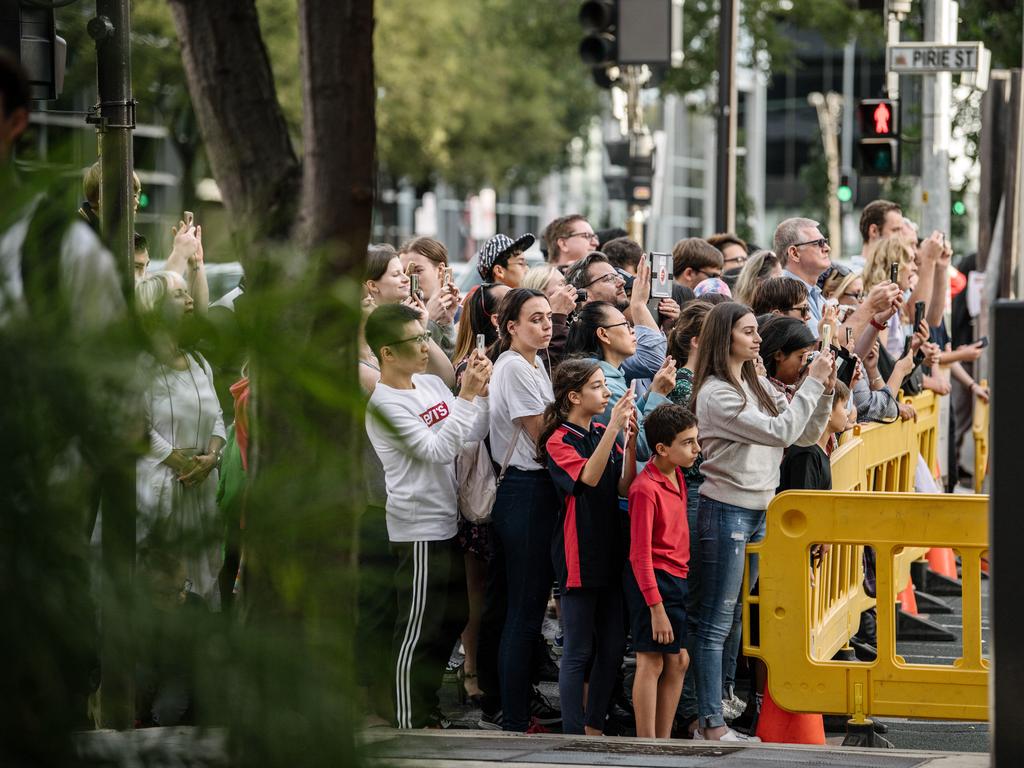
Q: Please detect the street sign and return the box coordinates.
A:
[887,42,983,74]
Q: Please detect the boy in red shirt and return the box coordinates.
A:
[624,404,701,738]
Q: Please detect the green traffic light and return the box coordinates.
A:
[138,192,150,209]
[837,185,853,203]
[952,200,966,216]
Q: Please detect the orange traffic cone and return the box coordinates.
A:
[756,679,826,745]
[897,579,918,614]
[926,548,959,581]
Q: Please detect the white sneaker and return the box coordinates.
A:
[693,726,761,742]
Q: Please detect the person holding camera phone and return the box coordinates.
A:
[163,210,210,316]
[399,237,461,355]
[364,302,492,729]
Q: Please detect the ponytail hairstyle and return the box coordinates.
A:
[564,301,616,359]
[493,287,547,359]
[691,301,779,417]
[667,299,713,365]
[452,282,505,364]
[536,357,603,464]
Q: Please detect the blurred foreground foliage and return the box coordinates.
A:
[0,161,369,767]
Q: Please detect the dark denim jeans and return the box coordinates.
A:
[491,468,558,731]
[694,494,766,729]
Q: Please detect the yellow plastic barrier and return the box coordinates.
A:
[744,491,988,722]
[973,379,989,494]
[793,392,940,669]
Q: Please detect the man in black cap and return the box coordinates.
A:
[477,232,534,289]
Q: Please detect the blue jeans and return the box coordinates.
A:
[491,468,558,731]
[559,585,625,734]
[694,494,766,729]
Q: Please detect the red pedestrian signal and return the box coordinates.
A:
[858,99,899,138]
[873,103,891,135]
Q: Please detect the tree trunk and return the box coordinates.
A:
[166,0,301,241]
[297,0,376,265]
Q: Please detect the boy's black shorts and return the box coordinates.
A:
[623,566,687,653]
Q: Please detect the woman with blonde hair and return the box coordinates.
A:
[861,236,918,359]
[732,250,781,306]
[135,271,226,607]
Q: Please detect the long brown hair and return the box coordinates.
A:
[691,302,779,416]
[536,358,602,464]
[667,300,712,365]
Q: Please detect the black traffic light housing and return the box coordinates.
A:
[0,1,66,100]
[857,98,900,178]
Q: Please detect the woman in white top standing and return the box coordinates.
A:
[480,288,558,732]
[690,301,835,741]
[136,271,226,608]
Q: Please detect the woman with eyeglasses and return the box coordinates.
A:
[565,301,677,461]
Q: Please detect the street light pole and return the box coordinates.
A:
[88,0,136,729]
[715,0,738,234]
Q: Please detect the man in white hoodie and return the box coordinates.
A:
[365,302,491,729]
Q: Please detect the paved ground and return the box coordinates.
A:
[362,729,988,768]
[437,568,989,754]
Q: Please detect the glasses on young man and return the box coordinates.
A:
[788,304,812,319]
[583,272,624,288]
[384,333,432,348]
[566,231,600,243]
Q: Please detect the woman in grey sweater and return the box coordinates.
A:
[690,302,836,741]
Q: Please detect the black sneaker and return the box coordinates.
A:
[535,649,560,683]
[477,709,503,730]
[530,687,562,726]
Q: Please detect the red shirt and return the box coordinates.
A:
[627,462,689,606]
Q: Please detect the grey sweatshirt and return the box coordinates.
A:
[695,375,833,510]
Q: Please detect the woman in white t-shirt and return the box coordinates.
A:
[481,288,558,732]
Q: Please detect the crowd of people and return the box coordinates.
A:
[0,52,990,742]
[356,204,990,740]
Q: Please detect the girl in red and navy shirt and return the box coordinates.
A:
[537,358,637,735]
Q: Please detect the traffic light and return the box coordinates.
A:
[952,198,966,217]
[837,174,854,203]
[0,1,67,100]
[579,1,678,89]
[857,98,900,178]
[579,0,617,69]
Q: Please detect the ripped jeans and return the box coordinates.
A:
[694,495,766,729]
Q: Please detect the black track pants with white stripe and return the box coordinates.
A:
[391,535,467,729]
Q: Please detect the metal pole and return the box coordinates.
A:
[841,39,855,251]
[89,0,135,729]
[714,0,737,233]
[920,0,953,236]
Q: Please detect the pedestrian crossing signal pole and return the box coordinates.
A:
[87,0,136,729]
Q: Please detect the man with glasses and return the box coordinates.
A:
[772,217,832,330]
[671,237,725,290]
[543,214,598,267]
[566,252,669,381]
[365,302,492,729]
[477,232,535,289]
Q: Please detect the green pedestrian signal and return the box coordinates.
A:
[837,184,853,203]
[138,192,150,209]
[952,200,966,216]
